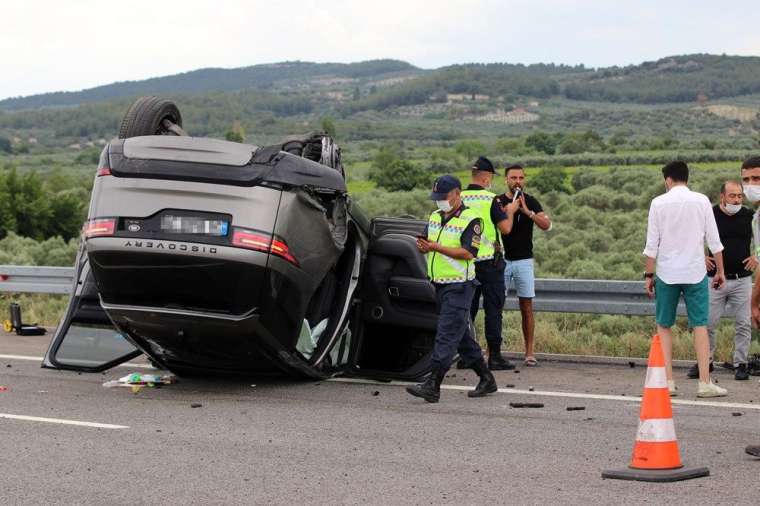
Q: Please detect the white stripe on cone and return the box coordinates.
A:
[644,366,668,389]
[636,418,677,443]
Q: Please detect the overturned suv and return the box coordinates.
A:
[44,97,441,380]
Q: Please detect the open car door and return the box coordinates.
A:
[349,218,439,380]
[42,245,141,372]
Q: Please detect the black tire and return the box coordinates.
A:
[118,96,183,139]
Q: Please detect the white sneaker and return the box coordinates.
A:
[697,381,727,398]
[667,380,678,397]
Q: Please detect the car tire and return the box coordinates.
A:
[118,96,183,139]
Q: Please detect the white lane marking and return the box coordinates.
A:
[0,354,153,369]
[0,413,128,429]
[330,377,760,411]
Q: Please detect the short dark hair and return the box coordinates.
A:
[505,164,524,176]
[662,161,689,183]
[720,180,742,193]
[741,156,760,171]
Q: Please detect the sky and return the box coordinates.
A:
[2,0,760,100]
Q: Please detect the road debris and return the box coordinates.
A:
[504,384,515,388]
[628,361,636,368]
[732,412,743,417]
[372,390,380,396]
[0,386,7,392]
[191,403,202,408]
[566,406,586,411]
[509,402,544,408]
[103,372,176,393]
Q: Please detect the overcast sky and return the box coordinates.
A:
[2,0,759,100]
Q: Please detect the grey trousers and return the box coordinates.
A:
[707,276,752,366]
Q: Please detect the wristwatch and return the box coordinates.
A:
[643,272,654,279]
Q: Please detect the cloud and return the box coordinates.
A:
[1,0,759,98]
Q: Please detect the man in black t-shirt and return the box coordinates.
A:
[495,164,552,367]
[696,180,758,381]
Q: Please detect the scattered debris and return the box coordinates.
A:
[732,412,743,417]
[250,384,256,388]
[513,370,520,374]
[372,391,380,396]
[190,403,202,408]
[103,372,176,393]
[505,384,515,388]
[6,364,11,368]
[509,402,544,408]
[628,361,636,368]
[36,390,48,394]
[584,417,595,421]
[567,406,586,411]
[528,387,534,392]
[0,386,7,392]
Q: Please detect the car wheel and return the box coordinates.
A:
[118,96,184,139]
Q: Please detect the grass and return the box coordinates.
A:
[6,292,757,362]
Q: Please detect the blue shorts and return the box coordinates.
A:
[504,259,535,299]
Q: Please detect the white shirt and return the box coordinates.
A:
[643,185,724,284]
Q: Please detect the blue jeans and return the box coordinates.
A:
[432,281,483,370]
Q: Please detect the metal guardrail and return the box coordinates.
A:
[0,265,76,295]
[0,264,695,317]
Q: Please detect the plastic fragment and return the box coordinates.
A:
[191,403,202,408]
[509,402,543,408]
[566,406,586,411]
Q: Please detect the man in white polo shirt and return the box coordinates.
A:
[643,161,727,398]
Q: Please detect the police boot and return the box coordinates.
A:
[406,366,446,403]
[488,348,515,371]
[468,359,498,398]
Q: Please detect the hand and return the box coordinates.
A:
[417,238,438,253]
[743,256,759,272]
[753,305,760,328]
[645,277,655,299]
[712,271,726,290]
[504,199,520,216]
[518,195,530,215]
[705,256,716,271]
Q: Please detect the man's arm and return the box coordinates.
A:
[704,200,725,288]
[495,198,520,235]
[420,217,481,261]
[752,275,760,327]
[521,195,550,230]
[644,256,656,298]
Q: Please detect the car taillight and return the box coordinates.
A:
[231,228,299,266]
[83,218,116,239]
[96,167,112,177]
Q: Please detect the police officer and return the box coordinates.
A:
[407,175,497,403]
[462,156,520,370]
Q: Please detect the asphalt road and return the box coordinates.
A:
[1,332,759,505]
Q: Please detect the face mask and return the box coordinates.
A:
[436,200,453,213]
[724,203,742,215]
[744,185,760,203]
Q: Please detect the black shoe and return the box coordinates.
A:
[455,358,468,370]
[488,351,516,371]
[468,359,498,398]
[735,363,749,381]
[406,367,446,403]
[746,445,760,457]
[686,361,713,379]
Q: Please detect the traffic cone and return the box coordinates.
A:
[602,335,709,482]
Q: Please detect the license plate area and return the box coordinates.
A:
[119,210,233,244]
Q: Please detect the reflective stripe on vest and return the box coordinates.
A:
[426,207,479,283]
[461,189,500,262]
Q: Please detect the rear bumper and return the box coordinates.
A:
[86,236,318,376]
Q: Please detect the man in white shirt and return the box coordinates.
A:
[643,161,727,398]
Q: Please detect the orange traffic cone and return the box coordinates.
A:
[602,335,709,482]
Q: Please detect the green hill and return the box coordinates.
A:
[0,59,419,111]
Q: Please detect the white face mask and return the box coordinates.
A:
[724,203,742,215]
[436,200,453,212]
[743,185,760,203]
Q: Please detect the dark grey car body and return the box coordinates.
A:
[44,135,440,380]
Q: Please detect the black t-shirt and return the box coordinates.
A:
[423,204,482,257]
[707,205,753,276]
[464,184,509,227]
[495,192,543,261]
